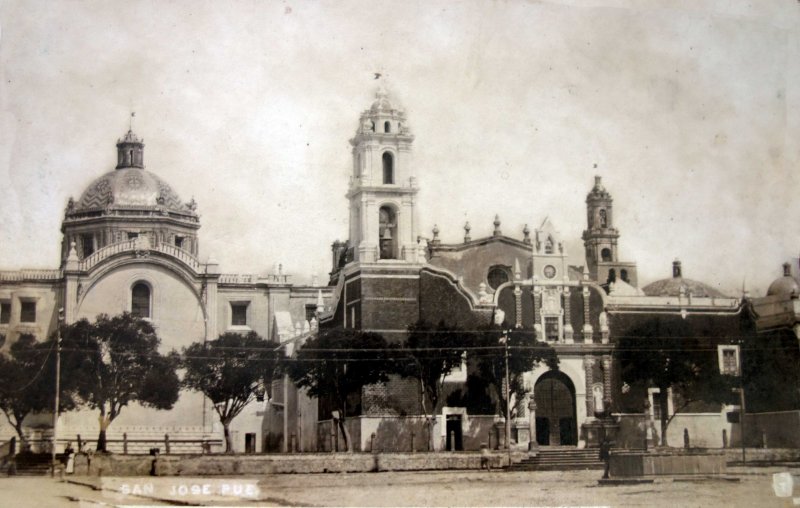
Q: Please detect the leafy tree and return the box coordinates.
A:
[62,313,180,452]
[397,320,469,451]
[0,333,79,447]
[285,328,395,452]
[182,332,281,453]
[615,316,738,447]
[471,325,559,419]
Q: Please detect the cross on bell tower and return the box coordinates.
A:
[347,86,418,263]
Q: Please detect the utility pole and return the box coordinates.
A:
[51,308,64,477]
[503,330,511,465]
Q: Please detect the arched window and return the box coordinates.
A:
[620,269,629,282]
[379,206,397,260]
[382,152,394,184]
[599,209,607,228]
[384,121,391,133]
[601,248,612,262]
[545,236,554,254]
[607,269,617,285]
[131,282,151,319]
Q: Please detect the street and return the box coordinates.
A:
[0,467,796,507]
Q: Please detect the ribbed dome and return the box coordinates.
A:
[72,168,184,212]
[766,263,800,296]
[642,259,727,298]
[642,277,727,298]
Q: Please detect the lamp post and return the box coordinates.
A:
[51,308,64,477]
[500,329,511,465]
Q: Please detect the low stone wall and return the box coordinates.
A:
[744,412,800,448]
[609,450,726,478]
[72,451,516,476]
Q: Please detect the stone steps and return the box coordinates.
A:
[507,447,605,471]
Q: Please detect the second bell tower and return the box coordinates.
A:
[347,87,418,263]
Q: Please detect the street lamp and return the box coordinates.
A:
[51,307,64,477]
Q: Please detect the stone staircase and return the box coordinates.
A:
[507,446,604,471]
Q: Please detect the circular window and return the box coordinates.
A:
[487,266,510,290]
[543,265,556,279]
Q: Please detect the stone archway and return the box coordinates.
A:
[534,371,578,446]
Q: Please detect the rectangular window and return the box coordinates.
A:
[652,396,662,421]
[545,317,559,342]
[231,302,249,326]
[82,234,95,257]
[20,301,36,323]
[127,232,139,240]
[0,302,10,324]
[718,345,740,376]
[305,304,316,323]
[174,236,184,249]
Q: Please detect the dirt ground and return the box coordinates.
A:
[1,466,798,507]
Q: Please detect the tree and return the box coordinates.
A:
[182,331,281,453]
[471,325,559,420]
[397,320,469,451]
[615,316,738,447]
[62,313,180,452]
[0,333,79,447]
[285,328,395,452]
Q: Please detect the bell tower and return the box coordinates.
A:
[347,87,418,263]
[581,176,637,288]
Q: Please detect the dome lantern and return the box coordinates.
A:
[116,129,144,169]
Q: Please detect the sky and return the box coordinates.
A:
[0,0,798,295]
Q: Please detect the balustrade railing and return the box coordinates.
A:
[78,239,203,274]
[0,269,62,281]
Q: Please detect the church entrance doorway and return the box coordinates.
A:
[534,371,577,446]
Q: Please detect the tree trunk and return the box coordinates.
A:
[659,389,669,447]
[96,430,107,452]
[223,423,233,453]
[338,417,352,452]
[97,413,111,452]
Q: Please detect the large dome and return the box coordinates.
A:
[73,167,184,212]
[766,263,800,297]
[642,260,727,298]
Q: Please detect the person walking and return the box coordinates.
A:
[599,436,612,479]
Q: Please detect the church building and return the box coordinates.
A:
[0,128,332,453]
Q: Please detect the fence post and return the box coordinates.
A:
[722,429,728,448]
[411,431,415,453]
[164,434,170,455]
[370,433,377,453]
[76,435,82,452]
[123,433,128,455]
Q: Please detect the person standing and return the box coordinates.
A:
[599,436,612,479]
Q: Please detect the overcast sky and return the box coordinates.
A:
[0,0,798,295]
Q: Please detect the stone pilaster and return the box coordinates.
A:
[582,286,593,343]
[532,288,541,340]
[583,356,596,419]
[602,355,613,414]
[563,288,573,343]
[514,286,522,328]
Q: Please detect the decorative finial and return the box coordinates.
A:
[522,224,531,244]
[493,215,501,236]
[514,258,521,280]
[463,222,471,243]
[783,262,792,277]
[130,111,135,131]
[432,224,440,244]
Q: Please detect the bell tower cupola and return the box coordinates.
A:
[346,86,418,264]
